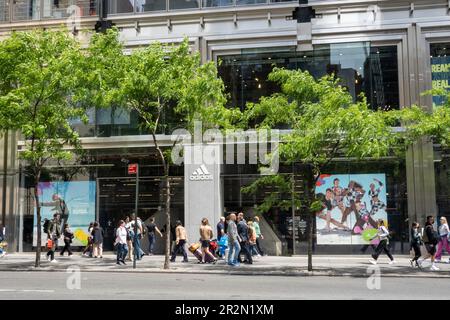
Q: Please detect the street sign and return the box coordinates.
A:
[128,164,137,175]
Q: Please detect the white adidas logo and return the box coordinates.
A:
[189,164,213,181]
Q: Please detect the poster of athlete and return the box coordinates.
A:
[315,174,387,245]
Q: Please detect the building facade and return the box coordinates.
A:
[0,0,449,255]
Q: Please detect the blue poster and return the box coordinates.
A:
[315,174,387,245]
[33,181,96,247]
[431,56,450,107]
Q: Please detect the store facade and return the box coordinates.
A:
[0,0,449,254]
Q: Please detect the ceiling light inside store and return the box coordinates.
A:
[258,84,262,89]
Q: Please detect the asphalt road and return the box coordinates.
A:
[0,271,448,300]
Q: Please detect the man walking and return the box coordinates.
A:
[237,212,253,264]
[146,217,163,255]
[227,213,240,266]
[170,220,188,262]
[46,214,61,262]
[130,214,144,260]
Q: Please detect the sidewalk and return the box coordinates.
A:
[1,253,450,278]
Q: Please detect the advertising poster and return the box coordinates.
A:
[315,174,387,245]
[431,56,450,107]
[33,181,96,247]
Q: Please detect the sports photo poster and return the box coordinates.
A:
[33,181,96,247]
[315,174,387,245]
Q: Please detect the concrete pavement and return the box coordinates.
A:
[1,253,450,278]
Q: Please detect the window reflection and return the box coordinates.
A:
[136,0,166,12]
[202,0,232,8]
[430,43,450,107]
[169,0,199,10]
[218,43,400,112]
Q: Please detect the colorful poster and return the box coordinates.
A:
[431,56,450,107]
[315,174,387,245]
[33,181,96,247]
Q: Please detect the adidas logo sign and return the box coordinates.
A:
[189,164,213,181]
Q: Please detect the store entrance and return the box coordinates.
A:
[97,176,184,251]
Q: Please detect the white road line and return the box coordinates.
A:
[0,289,55,293]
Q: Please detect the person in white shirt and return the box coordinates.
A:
[435,217,450,263]
[369,219,396,265]
[115,220,129,265]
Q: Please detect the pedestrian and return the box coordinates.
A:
[410,222,423,268]
[130,214,144,260]
[199,218,217,264]
[60,223,74,257]
[125,216,134,261]
[82,222,94,257]
[253,216,266,256]
[217,217,225,241]
[227,213,240,267]
[146,217,163,255]
[369,219,396,265]
[247,221,259,258]
[170,220,188,262]
[0,224,6,258]
[46,214,61,263]
[114,220,128,265]
[435,216,450,263]
[421,216,440,271]
[91,222,104,258]
[237,212,253,264]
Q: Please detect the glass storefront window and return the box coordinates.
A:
[108,0,134,14]
[202,0,232,8]
[430,43,450,107]
[0,0,9,22]
[136,0,166,12]
[236,0,267,5]
[435,146,450,220]
[169,0,199,10]
[218,43,400,112]
[13,0,40,21]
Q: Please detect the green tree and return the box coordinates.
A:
[0,29,88,267]
[242,68,407,271]
[103,36,239,269]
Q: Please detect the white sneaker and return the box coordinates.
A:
[50,259,58,263]
[47,256,51,261]
[388,260,396,265]
[369,259,377,265]
[430,264,440,271]
[0,253,5,258]
[257,254,262,258]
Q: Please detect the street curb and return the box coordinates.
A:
[1,267,449,279]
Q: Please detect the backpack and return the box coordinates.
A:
[43,219,50,234]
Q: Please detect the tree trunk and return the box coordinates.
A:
[163,173,171,270]
[34,176,41,268]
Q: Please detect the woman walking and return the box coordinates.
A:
[435,217,450,263]
[247,221,259,258]
[125,216,134,261]
[91,222,104,258]
[369,219,396,265]
[60,223,74,257]
[199,218,217,264]
[114,220,128,265]
[410,222,422,268]
[82,222,94,257]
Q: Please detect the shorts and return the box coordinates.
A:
[201,240,210,248]
[425,244,436,255]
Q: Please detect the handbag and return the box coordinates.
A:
[46,239,53,249]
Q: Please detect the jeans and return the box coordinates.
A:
[133,235,144,260]
[227,240,241,265]
[372,239,394,261]
[436,236,450,260]
[239,241,253,264]
[148,234,156,254]
[170,240,188,262]
[117,243,128,262]
[256,238,265,255]
[411,243,421,262]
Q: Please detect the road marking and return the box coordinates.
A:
[0,289,55,293]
